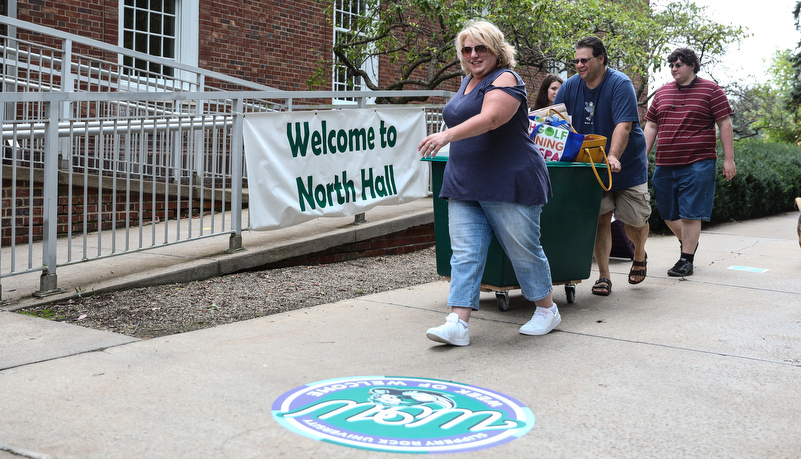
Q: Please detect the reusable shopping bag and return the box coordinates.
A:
[528,110,585,162]
[533,110,612,191]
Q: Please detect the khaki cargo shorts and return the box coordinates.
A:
[599,182,651,227]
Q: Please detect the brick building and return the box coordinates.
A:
[1,0,552,101]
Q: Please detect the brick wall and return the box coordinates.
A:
[197,0,329,91]
[259,223,435,268]
[15,0,119,62]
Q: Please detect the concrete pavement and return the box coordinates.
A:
[1,204,800,458]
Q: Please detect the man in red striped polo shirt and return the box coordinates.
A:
[644,47,736,277]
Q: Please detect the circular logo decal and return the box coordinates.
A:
[271,376,535,454]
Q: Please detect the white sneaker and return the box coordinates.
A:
[426,312,470,346]
[519,304,561,336]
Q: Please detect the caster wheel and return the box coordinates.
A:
[565,284,576,303]
[496,292,510,311]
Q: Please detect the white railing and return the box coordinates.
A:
[0,90,451,300]
[0,15,452,301]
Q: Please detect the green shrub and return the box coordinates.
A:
[647,139,801,234]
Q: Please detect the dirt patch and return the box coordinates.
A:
[19,246,441,339]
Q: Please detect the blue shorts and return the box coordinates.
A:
[652,159,716,222]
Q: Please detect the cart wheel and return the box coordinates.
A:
[565,284,576,303]
[496,292,510,311]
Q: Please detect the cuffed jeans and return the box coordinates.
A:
[447,198,553,310]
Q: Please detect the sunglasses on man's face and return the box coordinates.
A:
[668,63,685,69]
[461,44,489,57]
[572,57,595,65]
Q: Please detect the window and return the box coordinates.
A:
[332,0,377,103]
[121,0,176,76]
[119,0,198,80]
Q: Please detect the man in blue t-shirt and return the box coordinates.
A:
[553,37,651,296]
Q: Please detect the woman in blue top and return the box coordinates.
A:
[419,20,558,346]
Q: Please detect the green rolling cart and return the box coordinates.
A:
[423,156,606,310]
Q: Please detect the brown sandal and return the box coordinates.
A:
[628,253,647,284]
[592,278,612,296]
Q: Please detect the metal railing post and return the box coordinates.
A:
[354,94,368,224]
[58,37,74,168]
[34,100,65,297]
[227,97,244,252]
[194,76,206,176]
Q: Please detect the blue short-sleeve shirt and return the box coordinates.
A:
[553,68,647,191]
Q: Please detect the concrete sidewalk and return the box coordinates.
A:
[1,211,800,458]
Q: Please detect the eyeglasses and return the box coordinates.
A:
[572,57,595,65]
[461,44,489,56]
[668,63,684,69]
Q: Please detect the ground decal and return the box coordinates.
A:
[271,375,535,454]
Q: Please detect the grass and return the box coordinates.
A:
[19,309,66,320]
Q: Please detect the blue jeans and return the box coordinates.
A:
[447,199,553,310]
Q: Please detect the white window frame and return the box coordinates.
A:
[118,0,199,91]
[332,0,378,104]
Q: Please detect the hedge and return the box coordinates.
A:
[647,139,801,234]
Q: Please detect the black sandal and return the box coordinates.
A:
[628,253,647,284]
[592,278,612,296]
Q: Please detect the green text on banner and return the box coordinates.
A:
[243,108,429,229]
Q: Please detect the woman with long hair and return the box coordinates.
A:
[533,73,563,109]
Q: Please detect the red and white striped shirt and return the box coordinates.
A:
[646,77,732,166]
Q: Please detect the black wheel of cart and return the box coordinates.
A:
[565,284,576,303]
[496,291,510,311]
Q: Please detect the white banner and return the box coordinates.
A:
[243,108,429,230]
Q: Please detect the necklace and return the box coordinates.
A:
[672,76,698,109]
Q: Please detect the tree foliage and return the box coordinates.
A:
[731,50,801,143]
[312,0,746,105]
[787,1,801,112]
